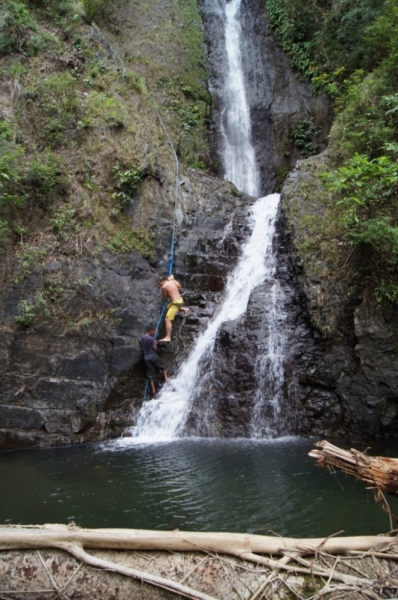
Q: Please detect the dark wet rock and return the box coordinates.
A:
[280,156,398,439]
[0,172,249,449]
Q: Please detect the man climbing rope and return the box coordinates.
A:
[157,274,189,342]
[141,323,169,395]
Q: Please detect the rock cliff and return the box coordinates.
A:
[280,154,398,439]
[0,169,251,448]
[1,0,396,449]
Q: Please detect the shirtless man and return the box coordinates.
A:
[158,274,189,342]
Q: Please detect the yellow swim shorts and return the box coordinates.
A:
[166,299,184,321]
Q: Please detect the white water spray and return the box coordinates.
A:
[123,194,280,444]
[120,0,288,444]
[221,0,260,196]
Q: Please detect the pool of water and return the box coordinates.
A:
[2,437,397,537]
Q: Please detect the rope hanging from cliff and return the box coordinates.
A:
[150,93,179,278]
[140,94,181,402]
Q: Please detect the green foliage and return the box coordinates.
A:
[124,70,146,95]
[279,0,398,302]
[105,220,155,257]
[324,154,398,224]
[366,0,398,83]
[44,280,64,302]
[24,152,64,205]
[0,219,11,247]
[0,141,26,213]
[15,292,50,327]
[14,245,47,283]
[175,0,208,79]
[157,76,210,168]
[51,203,76,236]
[1,140,64,210]
[83,91,125,129]
[40,72,78,113]
[112,162,145,204]
[81,0,104,24]
[266,0,385,90]
[323,154,398,301]
[26,71,79,147]
[0,1,61,55]
[0,1,36,55]
[15,298,36,327]
[329,71,398,162]
[291,120,318,157]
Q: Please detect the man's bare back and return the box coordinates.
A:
[160,279,183,302]
[157,275,189,341]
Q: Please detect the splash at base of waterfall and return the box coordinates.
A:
[119,194,281,446]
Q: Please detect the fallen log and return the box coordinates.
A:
[1,525,397,599]
[309,440,398,495]
[0,523,393,555]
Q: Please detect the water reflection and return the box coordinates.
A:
[1,438,397,537]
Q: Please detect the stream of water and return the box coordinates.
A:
[130,194,280,443]
[221,0,260,196]
[130,0,287,442]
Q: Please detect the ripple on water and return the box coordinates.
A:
[1,438,398,536]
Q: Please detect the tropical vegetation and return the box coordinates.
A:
[267,0,398,302]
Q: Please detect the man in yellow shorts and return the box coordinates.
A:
[157,274,189,342]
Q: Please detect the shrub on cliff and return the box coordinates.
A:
[266,0,385,91]
[269,0,398,302]
[323,153,398,302]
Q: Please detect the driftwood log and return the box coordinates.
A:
[309,440,398,495]
[0,523,393,555]
[1,525,398,599]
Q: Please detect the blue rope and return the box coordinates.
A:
[142,95,179,403]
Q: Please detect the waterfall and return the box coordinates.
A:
[121,0,288,444]
[129,194,280,443]
[221,0,260,196]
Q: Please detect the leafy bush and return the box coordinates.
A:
[51,203,76,235]
[84,91,125,128]
[0,143,26,213]
[323,153,398,301]
[27,71,79,147]
[292,120,318,157]
[124,70,146,95]
[266,0,385,90]
[0,1,36,55]
[105,220,155,256]
[0,135,65,223]
[81,0,104,24]
[366,0,398,83]
[23,152,64,205]
[324,153,398,223]
[0,1,60,55]
[328,74,398,163]
[0,219,11,247]
[40,71,78,113]
[16,293,50,327]
[112,163,145,204]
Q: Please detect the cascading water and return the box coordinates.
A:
[128,194,280,443]
[221,0,260,196]
[123,0,288,444]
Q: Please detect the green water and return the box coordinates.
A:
[1,437,397,537]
